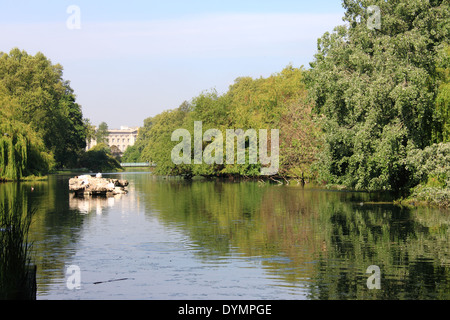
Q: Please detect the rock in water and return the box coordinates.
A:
[69,175,128,196]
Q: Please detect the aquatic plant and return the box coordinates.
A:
[0,201,36,299]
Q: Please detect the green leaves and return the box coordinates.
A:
[0,48,87,170]
[405,141,450,206]
[95,122,109,145]
[433,44,450,142]
[133,66,320,179]
[0,119,54,180]
[79,143,122,173]
[308,0,449,191]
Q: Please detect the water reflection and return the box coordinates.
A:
[136,176,450,299]
[69,194,125,215]
[1,171,449,299]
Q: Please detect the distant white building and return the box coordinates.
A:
[86,126,139,153]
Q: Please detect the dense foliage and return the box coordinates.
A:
[121,117,154,163]
[433,44,450,142]
[306,0,449,192]
[0,119,54,181]
[95,122,109,145]
[0,48,88,173]
[79,143,122,173]
[405,142,450,206]
[132,66,322,179]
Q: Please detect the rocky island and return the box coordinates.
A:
[69,174,129,196]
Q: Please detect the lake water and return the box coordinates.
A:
[1,170,449,299]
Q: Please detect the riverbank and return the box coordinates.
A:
[1,167,124,183]
[394,186,450,209]
[0,175,48,183]
[242,176,450,209]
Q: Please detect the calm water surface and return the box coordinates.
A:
[1,170,449,299]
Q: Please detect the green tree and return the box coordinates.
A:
[140,106,189,175]
[433,44,450,143]
[79,143,122,173]
[47,83,87,168]
[121,145,141,163]
[0,119,54,180]
[95,122,109,145]
[136,66,322,179]
[0,48,88,169]
[0,81,54,180]
[307,0,450,191]
[83,118,96,144]
[121,116,155,162]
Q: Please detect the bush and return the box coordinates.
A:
[406,142,450,189]
[79,143,122,173]
[404,142,450,207]
[121,145,141,163]
[407,186,450,208]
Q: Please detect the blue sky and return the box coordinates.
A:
[0,1,345,128]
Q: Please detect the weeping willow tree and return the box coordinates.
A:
[0,119,54,181]
[0,48,88,169]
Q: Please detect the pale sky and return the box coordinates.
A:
[0,0,345,129]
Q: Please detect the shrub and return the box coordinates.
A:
[79,143,122,173]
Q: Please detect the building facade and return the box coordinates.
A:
[86,126,139,153]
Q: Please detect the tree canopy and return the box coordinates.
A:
[79,143,122,173]
[135,66,322,179]
[95,122,109,145]
[0,48,88,170]
[306,0,450,191]
[0,118,54,180]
